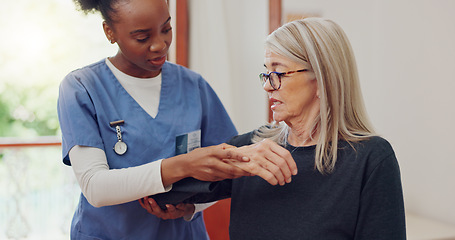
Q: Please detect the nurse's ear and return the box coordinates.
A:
[103,21,116,44]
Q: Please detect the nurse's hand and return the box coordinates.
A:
[222,139,298,186]
[187,143,253,180]
[139,197,195,220]
[162,143,252,186]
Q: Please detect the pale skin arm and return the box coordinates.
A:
[161,140,297,187]
[141,139,298,219]
[224,139,298,186]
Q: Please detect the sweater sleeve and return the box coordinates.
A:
[145,131,255,207]
[354,152,406,240]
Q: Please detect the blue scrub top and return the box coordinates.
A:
[57,59,237,239]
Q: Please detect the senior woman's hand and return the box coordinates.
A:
[224,139,298,186]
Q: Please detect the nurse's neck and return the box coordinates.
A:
[108,55,162,79]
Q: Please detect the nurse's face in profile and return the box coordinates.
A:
[104,0,173,78]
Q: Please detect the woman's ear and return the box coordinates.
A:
[103,21,116,44]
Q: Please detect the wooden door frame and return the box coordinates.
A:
[268,0,282,122]
[175,0,189,67]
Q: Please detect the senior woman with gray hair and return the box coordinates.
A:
[143,17,406,239]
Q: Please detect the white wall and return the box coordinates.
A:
[188,0,269,134]
[189,0,455,227]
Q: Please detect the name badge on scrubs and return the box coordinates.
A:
[175,129,201,155]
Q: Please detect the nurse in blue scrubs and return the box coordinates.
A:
[57,0,297,239]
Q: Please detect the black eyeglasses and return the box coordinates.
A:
[259,69,309,90]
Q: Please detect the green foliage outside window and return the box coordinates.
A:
[0,83,59,137]
[0,0,116,138]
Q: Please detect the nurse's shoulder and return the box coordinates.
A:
[163,61,208,86]
[60,59,112,91]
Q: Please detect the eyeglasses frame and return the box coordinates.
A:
[259,69,309,90]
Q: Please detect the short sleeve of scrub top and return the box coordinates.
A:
[58,71,105,165]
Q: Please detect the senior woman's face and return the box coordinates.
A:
[263,48,319,125]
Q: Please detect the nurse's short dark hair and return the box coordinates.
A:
[73,0,121,25]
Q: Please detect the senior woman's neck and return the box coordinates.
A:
[287,125,319,147]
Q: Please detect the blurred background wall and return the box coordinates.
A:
[188,0,269,134]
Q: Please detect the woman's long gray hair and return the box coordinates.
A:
[252,18,375,174]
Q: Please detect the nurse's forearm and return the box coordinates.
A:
[69,146,169,207]
[160,154,190,187]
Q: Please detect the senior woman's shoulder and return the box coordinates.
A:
[346,135,397,165]
[227,125,277,147]
[227,131,255,147]
[357,135,394,152]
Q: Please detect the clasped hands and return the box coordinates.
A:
[219,139,298,186]
[139,139,297,219]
